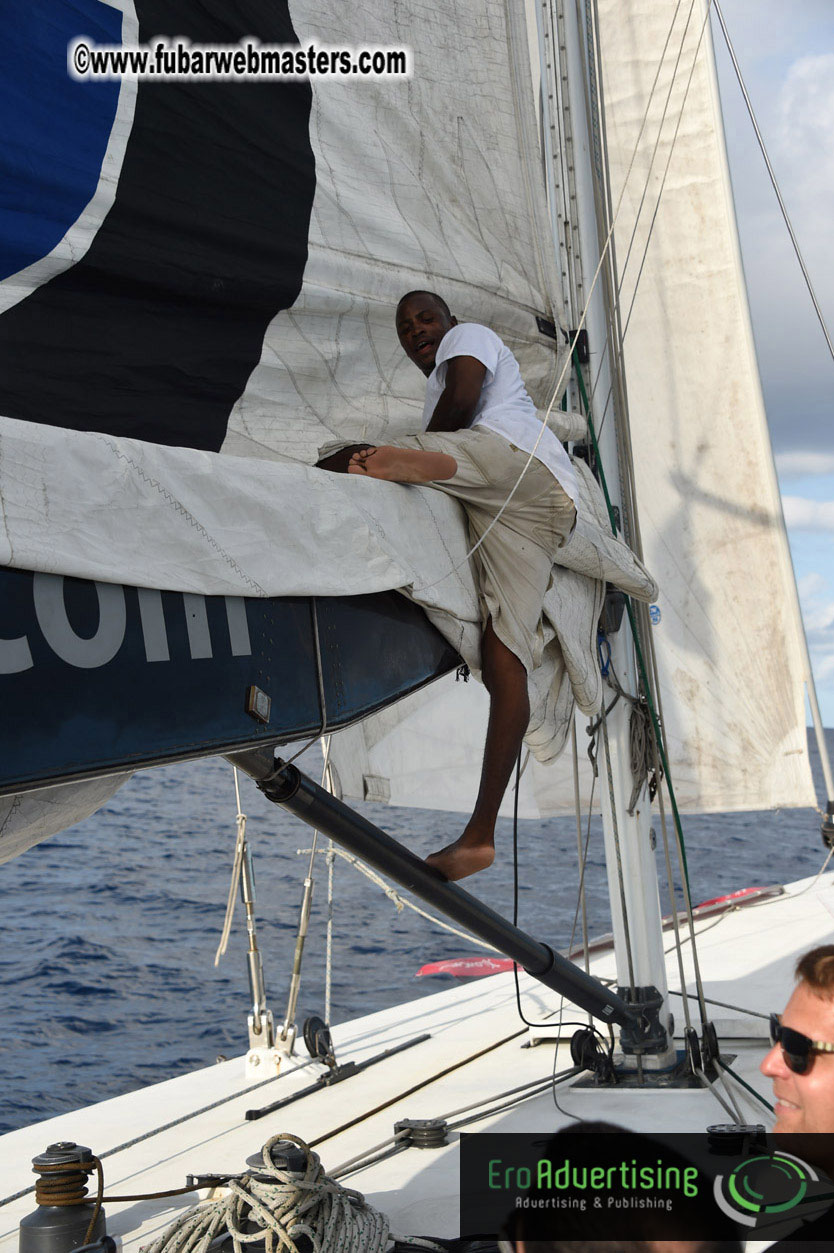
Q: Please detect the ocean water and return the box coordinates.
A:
[1,730,831,1135]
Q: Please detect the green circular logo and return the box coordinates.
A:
[714,1153,817,1226]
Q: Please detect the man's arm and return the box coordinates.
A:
[426,355,487,432]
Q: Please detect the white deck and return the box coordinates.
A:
[2,872,832,1245]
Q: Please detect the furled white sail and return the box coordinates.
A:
[329,0,817,816]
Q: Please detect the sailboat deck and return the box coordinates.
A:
[1,872,831,1244]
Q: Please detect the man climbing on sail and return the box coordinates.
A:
[319,290,578,882]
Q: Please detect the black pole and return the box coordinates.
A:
[226,749,639,1030]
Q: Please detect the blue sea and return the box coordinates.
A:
[1,730,832,1135]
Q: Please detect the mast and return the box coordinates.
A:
[536,0,676,1067]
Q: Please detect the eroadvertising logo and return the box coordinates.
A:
[459,1130,834,1243]
[714,1150,825,1225]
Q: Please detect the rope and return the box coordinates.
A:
[0,1073,286,1209]
[215,768,247,965]
[322,741,336,1028]
[300,844,498,952]
[599,708,636,998]
[575,362,713,1027]
[140,1134,394,1253]
[324,842,335,1028]
[571,720,591,976]
[599,651,656,815]
[715,1060,774,1116]
[693,1068,739,1121]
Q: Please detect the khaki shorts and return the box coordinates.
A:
[391,428,576,674]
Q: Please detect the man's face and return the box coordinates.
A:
[761,981,834,1132]
[395,294,455,376]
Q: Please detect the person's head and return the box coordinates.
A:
[395,290,456,376]
[760,945,834,1133]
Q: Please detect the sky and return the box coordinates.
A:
[710,0,834,726]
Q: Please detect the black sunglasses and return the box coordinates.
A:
[770,1013,834,1075]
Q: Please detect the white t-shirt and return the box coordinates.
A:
[421,322,578,506]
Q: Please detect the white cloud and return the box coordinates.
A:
[782,496,834,531]
[714,22,834,456]
[776,452,834,477]
[777,55,834,178]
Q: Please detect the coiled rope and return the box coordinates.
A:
[141,1134,395,1253]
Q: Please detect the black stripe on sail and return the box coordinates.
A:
[0,0,315,451]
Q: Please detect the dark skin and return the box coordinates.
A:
[316,293,530,881]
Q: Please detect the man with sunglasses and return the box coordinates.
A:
[762,945,834,1133]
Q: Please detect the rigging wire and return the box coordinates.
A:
[587,0,715,430]
[714,1060,774,1115]
[598,709,637,998]
[303,842,497,950]
[330,1067,582,1182]
[507,740,617,1107]
[575,369,713,1025]
[656,753,697,1036]
[409,0,717,594]
[692,1068,742,1121]
[215,767,248,964]
[668,989,768,1021]
[585,0,703,421]
[320,735,336,1026]
[620,2,713,342]
[711,0,834,365]
[663,844,834,958]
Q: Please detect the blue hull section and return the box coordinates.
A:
[0,569,460,794]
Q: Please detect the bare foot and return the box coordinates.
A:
[316,444,374,473]
[426,838,495,882]
[347,445,457,483]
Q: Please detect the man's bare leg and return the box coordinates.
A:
[348,444,457,483]
[427,618,529,881]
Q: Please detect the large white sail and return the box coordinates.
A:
[0,0,816,844]
[0,0,579,852]
[329,0,817,816]
[594,0,815,811]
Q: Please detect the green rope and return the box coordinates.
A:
[718,1062,774,1115]
[572,352,692,892]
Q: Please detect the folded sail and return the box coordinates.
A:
[0,0,816,830]
[0,0,571,842]
[328,0,817,816]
